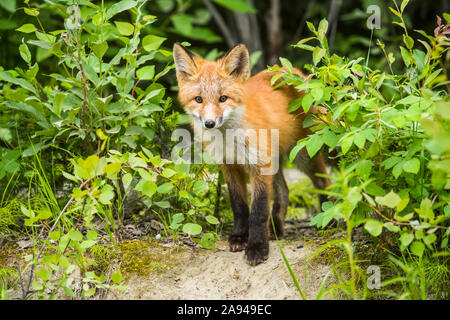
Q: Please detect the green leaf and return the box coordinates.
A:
[415,198,434,220]
[341,135,353,155]
[400,232,414,247]
[69,229,83,242]
[91,41,108,59]
[392,161,404,179]
[86,230,98,241]
[396,197,409,212]
[306,134,324,158]
[115,21,134,36]
[182,223,202,235]
[49,231,60,241]
[382,156,402,170]
[193,180,208,195]
[384,222,400,233]
[199,232,216,249]
[400,0,410,12]
[37,209,51,220]
[403,34,414,50]
[64,286,76,298]
[161,168,176,178]
[157,182,173,194]
[0,72,36,94]
[105,0,137,20]
[80,240,97,249]
[403,158,420,174]
[423,233,436,246]
[172,14,192,35]
[365,183,386,196]
[157,0,174,12]
[410,241,425,257]
[389,7,401,19]
[317,19,328,41]
[103,162,122,174]
[142,180,157,197]
[19,42,31,64]
[279,57,293,73]
[400,46,412,66]
[16,23,37,33]
[364,220,383,237]
[301,93,314,112]
[212,0,256,13]
[37,268,51,281]
[136,65,155,81]
[170,213,184,230]
[0,0,16,12]
[142,35,166,52]
[311,87,323,101]
[312,47,326,66]
[250,50,262,69]
[99,185,115,204]
[353,132,366,149]
[110,269,122,284]
[381,190,401,208]
[154,201,170,208]
[24,7,39,16]
[205,215,219,225]
[122,173,132,185]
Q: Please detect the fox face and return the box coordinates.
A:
[173,43,250,129]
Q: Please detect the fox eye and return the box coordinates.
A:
[219,95,228,103]
[194,96,203,103]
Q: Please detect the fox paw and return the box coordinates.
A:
[229,234,247,252]
[245,242,269,266]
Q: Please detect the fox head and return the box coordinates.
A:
[173,43,250,129]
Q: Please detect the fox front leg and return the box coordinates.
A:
[246,171,272,266]
[221,165,249,252]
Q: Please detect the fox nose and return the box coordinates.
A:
[204,120,215,128]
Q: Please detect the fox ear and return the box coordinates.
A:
[173,43,197,80]
[221,44,250,81]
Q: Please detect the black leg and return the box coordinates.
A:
[228,185,249,252]
[246,183,270,266]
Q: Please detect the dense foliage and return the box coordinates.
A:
[0,0,448,300]
[272,4,449,298]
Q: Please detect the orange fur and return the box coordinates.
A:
[173,43,330,265]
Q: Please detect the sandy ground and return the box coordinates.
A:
[112,239,335,300]
[109,169,337,300]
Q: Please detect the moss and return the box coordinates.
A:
[87,243,117,274]
[0,267,18,289]
[287,179,318,210]
[286,207,308,220]
[0,199,23,236]
[117,238,178,279]
[311,244,346,266]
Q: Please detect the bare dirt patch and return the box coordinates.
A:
[111,239,336,300]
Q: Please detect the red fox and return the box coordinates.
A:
[173,43,330,265]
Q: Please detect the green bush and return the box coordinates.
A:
[271,4,449,298]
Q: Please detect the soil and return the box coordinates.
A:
[2,169,360,300]
[110,237,337,300]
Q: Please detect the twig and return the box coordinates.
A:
[292,0,316,43]
[21,179,91,299]
[203,0,236,48]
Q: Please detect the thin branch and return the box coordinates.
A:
[265,0,283,66]
[327,0,343,52]
[203,0,236,48]
[292,0,316,43]
[21,178,91,299]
